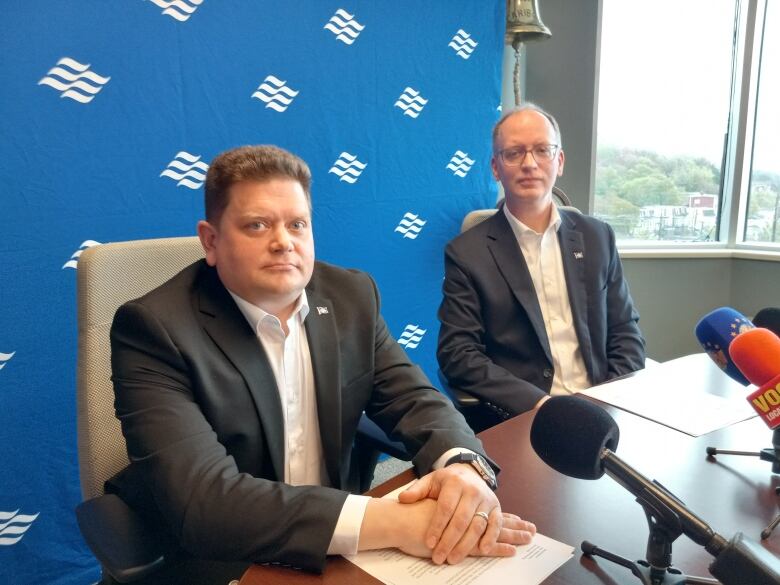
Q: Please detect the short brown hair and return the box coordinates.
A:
[204,145,312,222]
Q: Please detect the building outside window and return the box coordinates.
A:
[594,0,740,244]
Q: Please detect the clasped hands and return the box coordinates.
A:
[362,463,535,565]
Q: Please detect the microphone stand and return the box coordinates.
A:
[706,429,780,474]
[759,485,780,540]
[707,429,780,540]
[582,490,719,584]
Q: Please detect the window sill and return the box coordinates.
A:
[619,246,780,262]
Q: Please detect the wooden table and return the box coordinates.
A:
[241,354,780,584]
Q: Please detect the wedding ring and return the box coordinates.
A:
[474,511,490,523]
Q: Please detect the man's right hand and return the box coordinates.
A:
[358,497,536,562]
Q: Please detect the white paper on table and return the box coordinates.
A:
[581,369,756,436]
[343,482,574,585]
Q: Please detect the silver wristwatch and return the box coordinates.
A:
[444,452,498,490]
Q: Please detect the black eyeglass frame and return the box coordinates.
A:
[496,144,560,166]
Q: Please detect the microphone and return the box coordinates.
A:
[754,308,780,337]
[729,328,780,429]
[711,327,780,538]
[694,307,754,386]
[530,396,780,585]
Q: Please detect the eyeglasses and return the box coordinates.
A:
[497,144,559,166]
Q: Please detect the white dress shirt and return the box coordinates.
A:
[503,204,590,395]
[230,290,475,556]
[229,290,369,555]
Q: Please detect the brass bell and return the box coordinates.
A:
[506,0,552,47]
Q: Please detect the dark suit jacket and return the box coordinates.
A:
[109,259,483,572]
[437,207,645,417]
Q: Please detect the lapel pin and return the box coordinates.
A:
[573,251,584,259]
[316,306,329,315]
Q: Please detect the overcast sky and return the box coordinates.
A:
[597,0,778,174]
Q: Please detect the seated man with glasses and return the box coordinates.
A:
[437,103,645,424]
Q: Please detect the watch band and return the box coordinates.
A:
[444,452,498,490]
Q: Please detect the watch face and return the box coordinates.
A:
[446,453,497,488]
[474,455,497,487]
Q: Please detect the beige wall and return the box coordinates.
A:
[622,257,780,361]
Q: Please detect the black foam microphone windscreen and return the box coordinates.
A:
[753,307,780,337]
[530,397,780,584]
[529,396,620,480]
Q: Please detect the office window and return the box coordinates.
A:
[744,1,780,244]
[594,1,738,243]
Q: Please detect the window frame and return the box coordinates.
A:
[594,0,780,259]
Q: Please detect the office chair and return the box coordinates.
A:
[76,237,205,583]
[440,188,582,433]
[75,236,407,583]
[461,187,576,232]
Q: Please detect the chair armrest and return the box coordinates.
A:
[447,387,483,409]
[435,369,482,409]
[436,369,509,433]
[356,414,411,461]
[76,494,165,583]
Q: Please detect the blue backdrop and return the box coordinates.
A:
[0,2,503,582]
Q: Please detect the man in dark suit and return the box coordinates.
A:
[438,104,645,424]
[109,145,535,577]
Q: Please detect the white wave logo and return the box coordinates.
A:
[394,87,428,119]
[63,240,102,269]
[160,151,209,189]
[0,510,40,546]
[323,8,365,45]
[0,352,15,371]
[446,150,475,178]
[448,29,478,59]
[251,75,299,113]
[394,212,427,240]
[328,152,367,184]
[37,57,110,104]
[146,0,203,21]
[398,325,427,350]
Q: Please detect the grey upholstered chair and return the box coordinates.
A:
[76,237,207,583]
[461,186,578,232]
[74,236,407,582]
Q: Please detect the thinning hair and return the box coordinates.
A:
[492,102,562,150]
[204,145,312,222]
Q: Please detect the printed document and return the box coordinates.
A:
[582,354,756,436]
[344,483,574,585]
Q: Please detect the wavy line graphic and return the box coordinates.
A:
[448,29,478,59]
[394,88,428,118]
[38,58,110,104]
[251,75,299,112]
[63,240,102,269]
[0,510,39,546]
[160,152,209,189]
[394,213,427,239]
[0,351,15,371]
[323,9,365,45]
[398,326,427,349]
[446,150,476,177]
[147,0,204,22]
[328,152,367,183]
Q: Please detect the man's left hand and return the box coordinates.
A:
[398,463,513,565]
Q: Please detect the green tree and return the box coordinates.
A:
[671,159,719,193]
[595,146,725,238]
[747,186,777,219]
[619,174,683,207]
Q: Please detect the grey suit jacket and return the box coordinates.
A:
[437,207,645,416]
[109,259,483,572]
